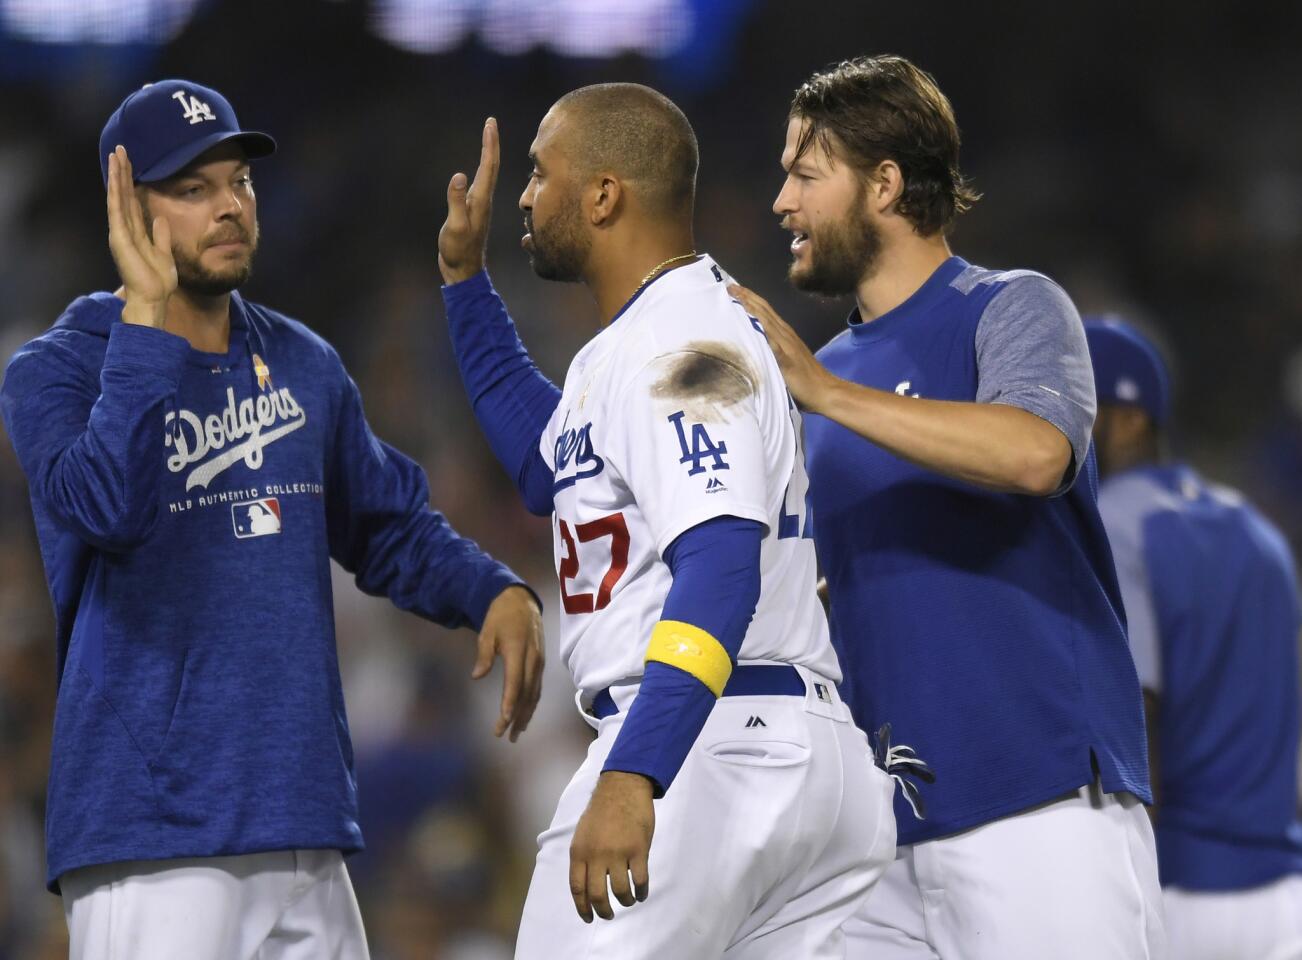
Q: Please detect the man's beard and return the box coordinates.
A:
[525,195,589,283]
[175,225,259,296]
[790,191,881,297]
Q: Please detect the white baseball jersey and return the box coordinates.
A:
[540,255,841,703]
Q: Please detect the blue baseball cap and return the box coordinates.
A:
[99,79,276,186]
[1083,315,1172,424]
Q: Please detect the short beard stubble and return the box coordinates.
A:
[141,197,258,297]
[525,186,591,283]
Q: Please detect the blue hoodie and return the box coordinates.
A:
[0,291,527,890]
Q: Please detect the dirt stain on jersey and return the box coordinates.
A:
[649,341,758,422]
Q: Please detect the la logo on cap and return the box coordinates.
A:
[172,89,216,125]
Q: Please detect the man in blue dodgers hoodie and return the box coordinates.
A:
[1088,317,1302,960]
[729,57,1165,958]
[0,80,543,960]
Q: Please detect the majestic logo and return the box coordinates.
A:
[231,497,282,538]
[745,715,767,728]
[705,476,727,493]
[668,411,729,476]
[894,380,921,398]
[553,420,605,493]
[172,90,216,125]
[165,384,307,491]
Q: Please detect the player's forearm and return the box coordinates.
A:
[807,376,1072,496]
[441,271,560,511]
[602,517,762,795]
[340,496,531,630]
[326,378,533,629]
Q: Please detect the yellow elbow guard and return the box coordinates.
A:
[644,620,733,697]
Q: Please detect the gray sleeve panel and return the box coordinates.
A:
[973,275,1097,494]
[1097,475,1165,693]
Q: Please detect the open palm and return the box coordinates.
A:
[106,145,176,321]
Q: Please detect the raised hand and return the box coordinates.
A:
[105,145,176,328]
[439,117,500,285]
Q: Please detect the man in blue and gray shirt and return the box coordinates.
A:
[1088,316,1302,960]
[730,55,1164,958]
[0,80,544,960]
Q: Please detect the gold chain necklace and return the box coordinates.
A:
[636,251,697,291]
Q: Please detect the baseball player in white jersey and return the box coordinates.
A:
[545,261,836,708]
[439,84,895,958]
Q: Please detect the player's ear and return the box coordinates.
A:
[867,160,904,215]
[589,174,621,226]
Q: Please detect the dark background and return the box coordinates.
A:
[1,2,1299,956]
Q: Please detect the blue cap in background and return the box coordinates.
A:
[99,79,276,185]
[1084,315,1172,424]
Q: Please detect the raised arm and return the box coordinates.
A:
[0,147,188,551]
[439,118,560,515]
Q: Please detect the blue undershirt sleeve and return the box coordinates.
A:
[441,271,560,515]
[601,515,763,796]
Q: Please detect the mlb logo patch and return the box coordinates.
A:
[814,682,831,703]
[232,498,282,538]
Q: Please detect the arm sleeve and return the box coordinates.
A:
[974,275,1097,494]
[441,271,560,516]
[1097,482,1163,692]
[602,515,763,795]
[325,364,534,630]
[0,323,190,552]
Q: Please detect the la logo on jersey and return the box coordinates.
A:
[172,90,216,125]
[231,497,281,538]
[668,411,729,476]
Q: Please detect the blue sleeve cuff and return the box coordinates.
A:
[440,269,493,300]
[460,568,543,632]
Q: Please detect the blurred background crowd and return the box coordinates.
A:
[0,0,1299,956]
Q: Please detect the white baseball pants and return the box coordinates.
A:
[843,783,1165,960]
[515,672,897,959]
[1164,874,1302,960]
[61,848,369,960]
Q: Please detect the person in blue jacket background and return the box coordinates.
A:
[1088,316,1302,960]
[0,79,543,960]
